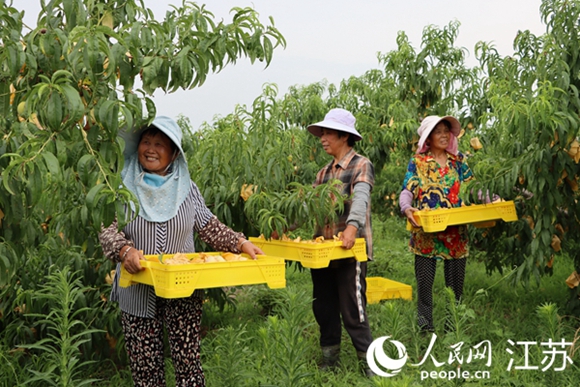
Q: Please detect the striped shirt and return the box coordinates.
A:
[313,149,374,260]
[99,181,245,318]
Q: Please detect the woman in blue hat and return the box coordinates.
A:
[99,116,263,387]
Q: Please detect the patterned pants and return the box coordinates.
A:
[414,255,466,331]
[121,295,205,387]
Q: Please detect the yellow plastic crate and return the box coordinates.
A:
[118,252,286,298]
[248,237,367,268]
[366,277,413,304]
[406,200,518,233]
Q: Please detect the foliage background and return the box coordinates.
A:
[1,0,580,385]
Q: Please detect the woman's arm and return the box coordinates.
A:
[346,182,371,230]
[400,156,420,227]
[399,188,414,215]
[98,219,134,263]
[399,189,420,228]
[341,182,371,249]
[198,216,264,259]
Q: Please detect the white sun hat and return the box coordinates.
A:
[307,108,363,141]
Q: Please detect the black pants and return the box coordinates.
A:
[414,255,466,331]
[310,259,373,353]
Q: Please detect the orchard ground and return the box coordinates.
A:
[93,216,580,387]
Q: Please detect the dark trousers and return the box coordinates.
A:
[310,259,373,353]
[415,255,467,330]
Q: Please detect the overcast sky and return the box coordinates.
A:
[19,0,545,129]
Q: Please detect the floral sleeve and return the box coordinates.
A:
[98,219,134,263]
[198,216,246,253]
[456,153,474,183]
[402,157,420,197]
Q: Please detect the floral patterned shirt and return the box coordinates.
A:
[402,150,473,259]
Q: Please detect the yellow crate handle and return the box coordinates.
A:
[406,220,423,231]
[118,265,133,288]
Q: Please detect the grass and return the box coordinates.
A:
[4,216,580,386]
[199,216,580,386]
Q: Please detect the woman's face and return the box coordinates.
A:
[320,128,349,157]
[428,122,452,152]
[137,131,176,175]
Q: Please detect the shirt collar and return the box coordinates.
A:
[424,150,458,162]
[333,148,356,170]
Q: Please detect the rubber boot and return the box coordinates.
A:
[357,351,376,378]
[319,344,340,371]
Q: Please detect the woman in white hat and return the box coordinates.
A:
[99,116,263,386]
[307,108,375,377]
[399,115,474,333]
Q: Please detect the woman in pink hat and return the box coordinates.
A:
[399,115,474,333]
[307,108,375,377]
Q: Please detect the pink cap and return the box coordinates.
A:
[416,115,461,155]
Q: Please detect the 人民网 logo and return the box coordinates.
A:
[367,336,408,377]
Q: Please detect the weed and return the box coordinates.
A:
[255,287,316,387]
[203,325,255,387]
[16,267,104,387]
[4,218,580,386]
[536,302,561,340]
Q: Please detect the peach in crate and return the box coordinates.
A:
[248,237,367,269]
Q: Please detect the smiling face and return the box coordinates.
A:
[427,121,452,152]
[137,129,177,176]
[320,128,350,158]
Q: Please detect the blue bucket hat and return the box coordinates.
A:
[119,116,191,223]
[120,116,185,158]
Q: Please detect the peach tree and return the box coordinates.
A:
[0,0,285,363]
[187,0,580,319]
[467,0,580,312]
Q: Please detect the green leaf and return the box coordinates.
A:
[42,152,60,177]
[0,81,10,118]
[263,36,273,66]
[45,92,63,130]
[60,84,84,124]
[97,100,118,133]
[77,154,94,185]
[86,183,106,210]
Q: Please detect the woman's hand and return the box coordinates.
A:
[340,224,358,249]
[404,207,420,228]
[120,246,145,274]
[239,239,264,260]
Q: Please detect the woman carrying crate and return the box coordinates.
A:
[399,115,474,333]
[99,116,263,387]
[306,108,376,377]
